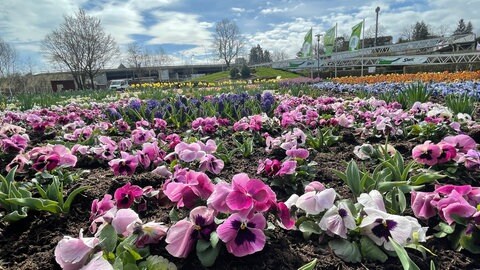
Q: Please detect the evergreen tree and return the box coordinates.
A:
[454,19,467,35]
[466,21,473,34]
[412,21,430,40]
[263,50,272,63]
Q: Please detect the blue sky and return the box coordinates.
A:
[1,0,479,73]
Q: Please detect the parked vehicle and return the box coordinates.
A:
[109,79,130,91]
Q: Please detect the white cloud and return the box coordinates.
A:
[146,12,214,46]
[231,7,246,12]
[260,7,289,14]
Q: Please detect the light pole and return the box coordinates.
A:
[375,6,380,47]
[315,33,323,78]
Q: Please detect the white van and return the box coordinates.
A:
[109,79,130,91]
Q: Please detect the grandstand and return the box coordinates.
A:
[271,33,480,75]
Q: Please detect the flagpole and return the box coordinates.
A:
[361,18,365,76]
[334,23,337,78]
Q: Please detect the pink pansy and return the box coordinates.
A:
[90,194,115,221]
[275,160,297,176]
[257,159,281,176]
[276,202,296,230]
[174,142,206,162]
[357,190,386,212]
[436,142,457,164]
[163,170,214,208]
[435,189,476,225]
[114,182,143,209]
[295,188,336,215]
[152,165,172,178]
[6,153,29,173]
[153,118,167,130]
[1,134,29,153]
[165,134,181,149]
[459,150,480,170]
[52,145,77,168]
[131,127,155,145]
[207,181,233,213]
[111,208,141,236]
[31,152,60,172]
[410,191,437,220]
[412,141,441,166]
[233,121,250,132]
[304,181,325,193]
[108,152,138,176]
[249,114,263,131]
[226,173,276,213]
[135,119,150,129]
[286,147,310,159]
[134,222,169,247]
[114,119,130,133]
[217,212,267,257]
[442,134,477,154]
[54,229,99,270]
[71,144,89,156]
[166,206,216,258]
[199,154,224,175]
[197,139,217,154]
[78,252,113,270]
[319,202,357,239]
[118,138,133,152]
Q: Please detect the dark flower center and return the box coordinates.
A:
[371,218,397,241]
[419,149,433,160]
[338,208,348,218]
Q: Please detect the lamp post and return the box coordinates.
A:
[375,6,380,47]
[315,33,323,78]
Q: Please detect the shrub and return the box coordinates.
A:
[240,65,251,79]
[229,67,239,79]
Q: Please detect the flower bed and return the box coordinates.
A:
[0,83,480,269]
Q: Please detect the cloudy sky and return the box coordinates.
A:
[1,0,479,73]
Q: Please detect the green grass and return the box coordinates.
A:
[192,67,301,83]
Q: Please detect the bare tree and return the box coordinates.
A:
[364,25,387,39]
[0,38,17,78]
[272,50,289,61]
[213,19,244,68]
[42,9,118,89]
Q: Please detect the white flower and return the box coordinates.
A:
[360,208,412,251]
[357,190,386,212]
[319,202,357,239]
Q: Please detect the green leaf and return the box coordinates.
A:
[196,238,221,267]
[459,228,480,254]
[210,231,220,248]
[169,207,180,222]
[389,237,421,270]
[346,160,361,196]
[329,239,361,263]
[298,259,317,270]
[360,236,388,263]
[299,220,321,235]
[2,207,29,222]
[99,224,118,253]
[62,186,89,213]
[6,197,62,214]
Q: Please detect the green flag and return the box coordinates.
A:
[298,28,313,58]
[323,25,336,55]
[349,21,363,51]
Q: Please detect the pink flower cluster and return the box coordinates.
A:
[191,116,229,134]
[411,185,480,225]
[412,134,478,168]
[233,114,263,132]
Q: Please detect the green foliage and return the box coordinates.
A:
[196,232,221,267]
[229,67,239,79]
[334,146,444,214]
[240,64,251,78]
[233,136,254,158]
[329,239,362,263]
[389,237,421,270]
[406,122,453,141]
[298,259,317,270]
[0,167,89,222]
[396,82,431,109]
[305,128,341,152]
[445,93,477,116]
